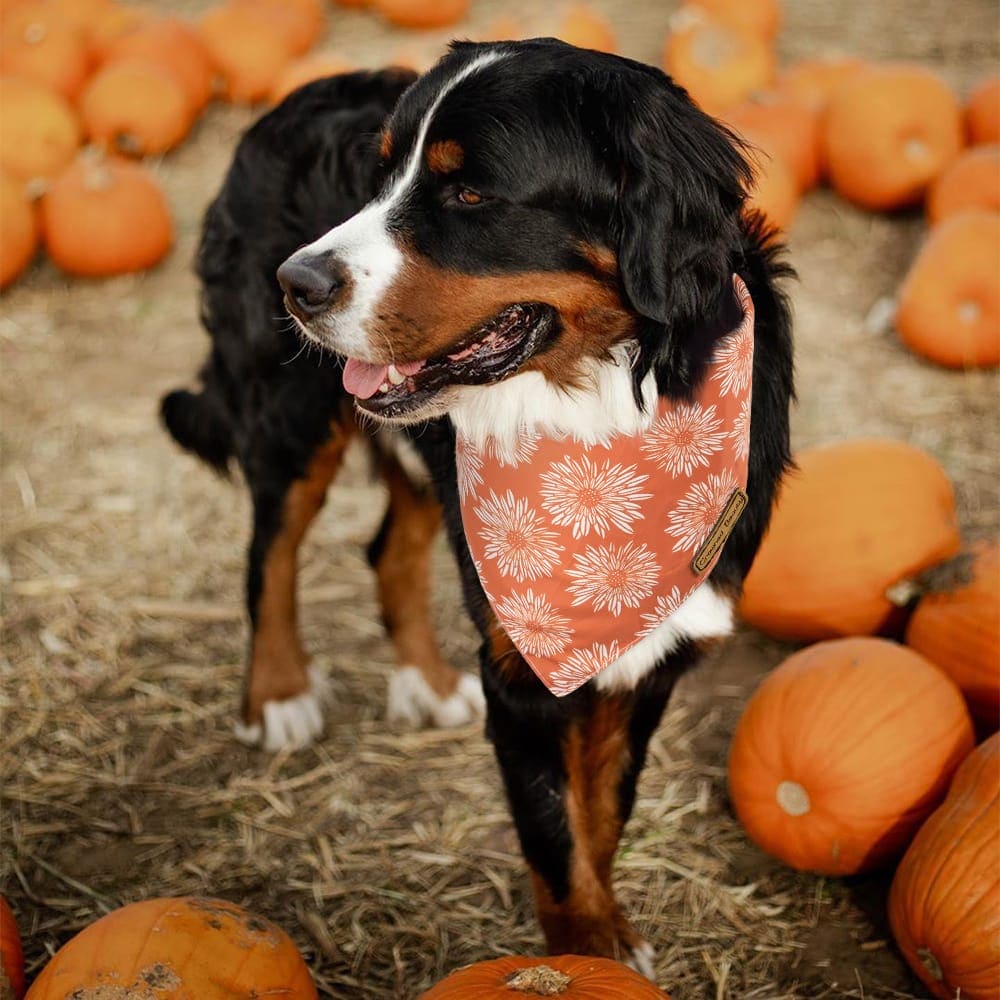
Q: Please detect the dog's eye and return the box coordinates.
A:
[456,187,485,206]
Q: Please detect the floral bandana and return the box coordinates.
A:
[456,275,754,696]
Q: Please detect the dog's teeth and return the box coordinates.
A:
[379,381,390,393]
[387,364,405,386]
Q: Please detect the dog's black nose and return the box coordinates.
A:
[276,255,344,317]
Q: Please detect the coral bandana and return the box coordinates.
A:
[457,275,754,696]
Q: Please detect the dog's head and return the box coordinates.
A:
[278,39,751,423]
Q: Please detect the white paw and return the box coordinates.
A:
[386,666,485,728]
[625,941,656,981]
[233,666,329,751]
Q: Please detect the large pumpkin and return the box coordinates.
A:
[740,438,962,641]
[420,956,671,999]
[822,63,964,211]
[888,733,999,999]
[25,897,317,999]
[906,540,1000,728]
[728,638,975,875]
[1,897,25,1000]
[896,210,1000,369]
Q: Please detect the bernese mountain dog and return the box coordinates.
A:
[164,39,793,973]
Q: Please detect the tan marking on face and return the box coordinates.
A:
[371,254,635,389]
[426,139,464,174]
[379,130,393,161]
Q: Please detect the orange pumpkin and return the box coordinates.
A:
[684,0,779,40]
[41,150,173,277]
[331,0,368,6]
[822,63,964,211]
[10,0,119,59]
[740,438,962,641]
[896,210,1000,369]
[25,897,317,999]
[729,638,975,875]
[0,170,38,289]
[269,52,354,103]
[0,5,89,100]
[198,3,295,104]
[725,91,821,191]
[557,4,616,54]
[0,76,81,186]
[744,146,798,231]
[888,733,1000,999]
[906,541,1000,728]
[85,1,152,61]
[966,74,1000,146]
[778,55,865,113]
[481,15,523,41]
[233,0,325,57]
[663,11,776,117]
[81,59,193,156]
[373,0,469,30]
[925,144,1000,223]
[0,897,25,1000]
[104,17,215,113]
[420,956,671,999]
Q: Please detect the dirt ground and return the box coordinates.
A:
[2,0,998,997]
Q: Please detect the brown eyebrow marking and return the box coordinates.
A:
[426,139,464,174]
[379,130,393,160]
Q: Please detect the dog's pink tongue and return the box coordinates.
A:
[343,358,389,399]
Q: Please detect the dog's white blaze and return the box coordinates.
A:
[292,51,505,359]
[594,582,735,692]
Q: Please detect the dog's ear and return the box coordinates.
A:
[599,65,751,400]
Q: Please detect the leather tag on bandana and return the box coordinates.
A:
[690,487,748,574]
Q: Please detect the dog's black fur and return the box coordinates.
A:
[164,42,793,966]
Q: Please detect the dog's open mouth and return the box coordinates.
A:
[343,303,557,418]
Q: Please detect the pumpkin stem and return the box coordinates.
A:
[886,550,975,607]
[504,965,573,995]
[78,146,115,192]
[776,780,811,816]
[917,946,944,982]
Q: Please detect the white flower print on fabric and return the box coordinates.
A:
[548,640,622,696]
[711,324,754,397]
[456,437,484,501]
[566,541,660,616]
[485,427,541,468]
[494,589,574,657]
[473,490,563,581]
[729,396,751,461]
[640,402,726,478]
[638,586,684,637]
[538,455,651,539]
[666,471,740,553]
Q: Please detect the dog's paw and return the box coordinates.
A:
[234,666,329,751]
[624,940,656,981]
[387,666,485,728]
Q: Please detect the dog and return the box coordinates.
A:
[171,39,794,973]
[161,68,484,751]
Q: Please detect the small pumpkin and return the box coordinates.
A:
[372,0,469,30]
[0,5,90,101]
[728,637,975,875]
[481,15,523,41]
[0,76,81,187]
[740,438,962,641]
[896,210,999,369]
[888,733,1000,999]
[966,74,1000,146]
[0,897,25,1000]
[663,10,776,117]
[822,63,964,211]
[25,897,317,999]
[104,17,215,113]
[906,540,1000,728]
[0,170,38,289]
[925,144,1000,222]
[744,146,798,231]
[420,956,671,999]
[232,0,325,57]
[41,149,173,277]
[81,59,193,156]
[557,4,616,54]
[15,0,119,59]
[85,1,152,61]
[269,52,354,104]
[778,55,865,113]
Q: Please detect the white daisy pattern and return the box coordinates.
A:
[566,541,660,616]
[638,586,684,637]
[486,427,540,467]
[473,490,563,581]
[729,396,751,461]
[455,437,484,501]
[539,455,652,538]
[494,589,574,657]
[711,323,754,397]
[640,402,726,478]
[548,640,622,696]
[666,471,740,553]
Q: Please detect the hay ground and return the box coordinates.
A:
[2,0,998,996]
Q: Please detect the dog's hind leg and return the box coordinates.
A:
[235,422,353,751]
[367,436,484,728]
